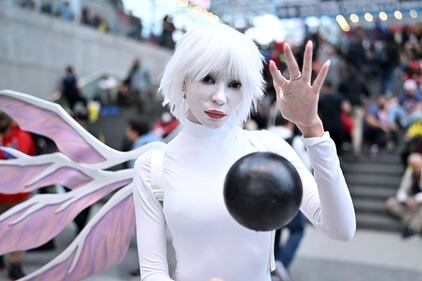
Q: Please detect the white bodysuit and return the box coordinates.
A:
[133,120,356,281]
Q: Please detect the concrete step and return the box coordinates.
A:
[353,198,389,214]
[341,162,403,175]
[345,174,401,187]
[356,213,403,232]
[348,184,398,191]
[341,153,402,165]
[350,186,396,200]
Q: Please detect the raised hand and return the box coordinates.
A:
[269,41,330,137]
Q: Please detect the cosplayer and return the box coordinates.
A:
[132,23,355,281]
[0,23,355,281]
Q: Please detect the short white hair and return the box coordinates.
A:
[159,23,265,125]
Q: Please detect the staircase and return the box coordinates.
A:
[341,151,404,232]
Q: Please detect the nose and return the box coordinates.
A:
[211,83,227,105]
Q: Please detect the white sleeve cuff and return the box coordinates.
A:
[301,131,332,147]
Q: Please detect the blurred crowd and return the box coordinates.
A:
[252,23,422,242]
[250,23,422,160]
[13,0,176,49]
[3,1,422,277]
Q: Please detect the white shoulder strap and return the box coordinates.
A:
[150,149,165,202]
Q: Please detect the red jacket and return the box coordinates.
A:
[0,124,36,204]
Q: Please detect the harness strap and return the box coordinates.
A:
[150,149,165,202]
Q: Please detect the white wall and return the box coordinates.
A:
[0,4,172,99]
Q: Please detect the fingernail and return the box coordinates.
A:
[327,60,331,66]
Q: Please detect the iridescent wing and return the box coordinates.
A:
[0,173,131,254]
[0,89,170,280]
[0,142,163,194]
[20,185,136,281]
[0,90,152,169]
[0,143,165,254]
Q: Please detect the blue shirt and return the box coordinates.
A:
[129,133,163,168]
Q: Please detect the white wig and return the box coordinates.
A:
[159,23,265,125]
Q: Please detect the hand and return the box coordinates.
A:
[269,41,330,137]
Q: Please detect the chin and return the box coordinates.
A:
[203,121,225,128]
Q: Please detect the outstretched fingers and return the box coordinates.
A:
[302,41,313,83]
[269,60,288,91]
[312,60,331,94]
[284,43,301,80]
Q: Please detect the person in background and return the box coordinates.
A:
[95,74,118,106]
[387,153,422,239]
[337,66,371,157]
[126,59,152,113]
[125,118,163,168]
[153,110,180,139]
[56,1,74,22]
[61,66,87,111]
[399,79,422,117]
[116,80,132,107]
[364,96,391,156]
[318,80,347,155]
[160,15,176,49]
[0,112,36,280]
[377,32,400,96]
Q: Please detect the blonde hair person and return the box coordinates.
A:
[133,23,355,281]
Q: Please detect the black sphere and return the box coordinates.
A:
[223,152,303,231]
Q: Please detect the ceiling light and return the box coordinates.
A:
[394,10,403,20]
[379,11,388,21]
[364,12,373,22]
[350,14,359,23]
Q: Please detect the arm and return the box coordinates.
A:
[301,133,355,240]
[365,113,384,130]
[132,152,174,281]
[268,41,355,240]
[267,131,355,241]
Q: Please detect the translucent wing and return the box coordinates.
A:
[20,184,135,281]
[0,169,132,254]
[0,148,97,194]
[0,143,165,194]
[0,90,171,280]
[0,90,163,169]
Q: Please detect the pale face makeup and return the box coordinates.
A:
[184,73,244,128]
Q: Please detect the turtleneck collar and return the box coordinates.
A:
[181,119,236,139]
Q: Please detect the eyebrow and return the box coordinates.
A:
[203,71,240,81]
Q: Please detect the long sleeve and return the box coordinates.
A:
[301,132,356,241]
[256,130,355,241]
[291,136,312,172]
[132,151,174,281]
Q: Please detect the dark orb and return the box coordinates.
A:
[223,152,303,231]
